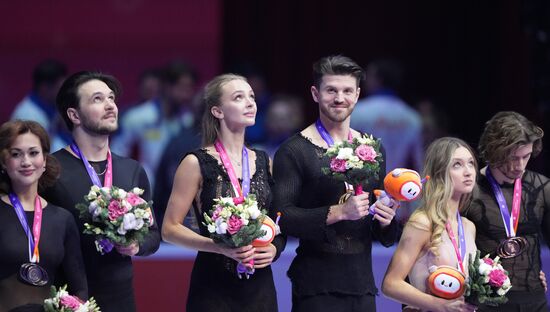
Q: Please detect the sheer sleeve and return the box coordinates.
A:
[539,175,550,249]
[263,151,286,261]
[272,140,333,241]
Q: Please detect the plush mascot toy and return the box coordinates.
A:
[427,265,466,299]
[369,168,429,213]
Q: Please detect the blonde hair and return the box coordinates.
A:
[409,137,477,256]
[200,74,247,146]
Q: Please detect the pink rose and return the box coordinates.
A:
[127,193,144,206]
[108,200,128,220]
[488,269,507,288]
[60,295,83,310]
[355,145,377,162]
[227,215,244,235]
[483,258,494,266]
[330,158,347,173]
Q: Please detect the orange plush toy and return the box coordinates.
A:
[427,265,466,299]
[369,168,429,214]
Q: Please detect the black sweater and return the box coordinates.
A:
[42,149,160,311]
[272,134,398,297]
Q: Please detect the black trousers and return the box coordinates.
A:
[292,292,376,312]
[478,290,548,312]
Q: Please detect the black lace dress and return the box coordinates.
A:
[186,148,285,312]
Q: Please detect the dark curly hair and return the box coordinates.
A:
[478,111,544,167]
[0,120,60,193]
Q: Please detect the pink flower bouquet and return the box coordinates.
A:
[44,285,100,312]
[76,185,154,255]
[203,194,267,248]
[465,250,512,306]
[321,134,382,195]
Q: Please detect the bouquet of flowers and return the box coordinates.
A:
[76,185,154,255]
[321,134,382,195]
[203,193,267,248]
[44,285,100,312]
[465,250,512,306]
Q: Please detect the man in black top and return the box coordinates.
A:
[42,71,161,312]
[272,55,399,312]
[465,111,550,312]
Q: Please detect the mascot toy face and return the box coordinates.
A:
[384,168,423,202]
[427,265,466,299]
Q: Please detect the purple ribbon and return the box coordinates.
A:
[95,238,114,255]
[70,142,112,188]
[8,193,35,261]
[485,167,520,237]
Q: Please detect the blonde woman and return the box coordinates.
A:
[382,137,478,312]
[162,74,285,312]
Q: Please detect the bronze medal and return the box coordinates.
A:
[19,262,49,286]
[497,236,528,258]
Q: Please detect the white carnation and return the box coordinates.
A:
[336,147,354,160]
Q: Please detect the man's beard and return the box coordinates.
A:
[81,115,118,135]
[319,104,352,123]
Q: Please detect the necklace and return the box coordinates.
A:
[91,163,107,176]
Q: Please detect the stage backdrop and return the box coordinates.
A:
[0,0,221,120]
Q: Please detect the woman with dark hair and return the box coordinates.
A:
[0,120,87,312]
[162,74,285,312]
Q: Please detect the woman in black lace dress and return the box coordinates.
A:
[162,74,286,312]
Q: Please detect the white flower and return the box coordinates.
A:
[112,188,127,200]
[220,197,234,205]
[122,213,144,231]
[220,208,231,219]
[478,261,492,275]
[117,223,127,235]
[131,187,144,195]
[88,201,99,214]
[497,287,507,296]
[91,185,100,193]
[121,200,133,211]
[336,147,354,160]
[86,190,97,200]
[207,224,216,233]
[215,218,228,234]
[239,215,250,225]
[100,187,111,200]
[247,206,261,219]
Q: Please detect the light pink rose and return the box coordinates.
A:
[355,145,377,162]
[488,269,507,288]
[211,206,223,221]
[330,158,347,173]
[108,200,128,220]
[227,215,244,235]
[127,192,144,206]
[60,295,83,310]
[482,257,494,266]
